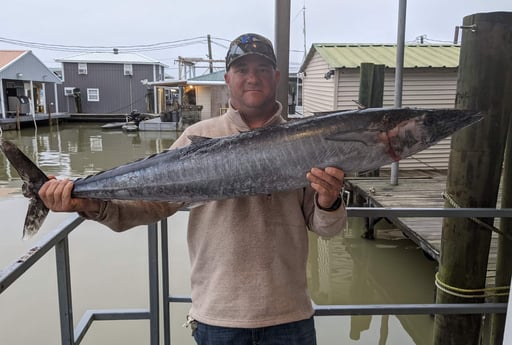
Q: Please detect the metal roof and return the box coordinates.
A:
[190,70,225,82]
[0,50,27,70]
[300,44,460,71]
[55,51,168,67]
[0,50,62,83]
[147,70,227,87]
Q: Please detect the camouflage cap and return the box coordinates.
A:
[225,33,277,70]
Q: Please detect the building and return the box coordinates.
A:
[0,50,62,119]
[149,70,229,122]
[55,50,167,115]
[299,44,461,170]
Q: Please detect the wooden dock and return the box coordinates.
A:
[345,170,500,286]
[0,113,70,130]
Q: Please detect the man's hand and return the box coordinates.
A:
[38,177,101,213]
[306,167,345,210]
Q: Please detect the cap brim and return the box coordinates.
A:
[227,53,277,70]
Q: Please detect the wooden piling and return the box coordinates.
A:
[490,113,512,345]
[433,12,512,345]
[357,63,384,178]
[358,62,384,109]
[15,104,20,131]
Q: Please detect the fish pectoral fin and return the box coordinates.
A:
[188,135,213,144]
[23,198,49,240]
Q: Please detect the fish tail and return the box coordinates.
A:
[0,138,49,238]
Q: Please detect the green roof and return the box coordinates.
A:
[301,44,460,71]
[190,70,226,82]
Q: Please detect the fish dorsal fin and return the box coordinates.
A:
[188,135,213,144]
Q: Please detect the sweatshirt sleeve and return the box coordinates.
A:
[303,186,347,238]
[79,200,184,232]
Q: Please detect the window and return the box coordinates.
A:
[78,63,88,75]
[87,88,99,102]
[124,64,133,76]
[64,87,75,96]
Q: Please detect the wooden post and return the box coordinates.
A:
[358,63,384,109]
[15,104,20,131]
[434,12,512,345]
[490,115,512,345]
[48,101,52,126]
[358,63,384,178]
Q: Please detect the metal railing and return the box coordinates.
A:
[0,216,161,345]
[1,207,511,345]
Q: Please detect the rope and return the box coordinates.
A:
[442,192,512,241]
[435,273,509,298]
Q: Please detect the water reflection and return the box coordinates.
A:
[309,218,436,345]
[0,124,437,344]
[0,123,179,189]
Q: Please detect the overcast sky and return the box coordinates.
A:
[0,0,510,78]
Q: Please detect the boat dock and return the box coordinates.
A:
[0,113,181,132]
[0,113,70,130]
[345,170,500,286]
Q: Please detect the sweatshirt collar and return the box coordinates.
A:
[225,100,285,131]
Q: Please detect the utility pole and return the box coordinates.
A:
[275,0,291,119]
[390,0,407,185]
[207,34,213,74]
[302,2,307,62]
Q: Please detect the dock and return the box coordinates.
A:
[346,170,501,286]
[0,113,70,130]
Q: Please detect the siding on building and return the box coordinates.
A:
[55,51,166,114]
[195,86,211,121]
[58,62,161,114]
[194,85,230,119]
[302,52,336,115]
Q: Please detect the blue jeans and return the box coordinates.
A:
[192,317,317,345]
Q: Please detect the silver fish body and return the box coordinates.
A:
[71,107,482,202]
[0,107,482,237]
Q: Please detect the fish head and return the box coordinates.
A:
[383,108,483,161]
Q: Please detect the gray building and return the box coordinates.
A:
[55,50,167,115]
[0,50,62,118]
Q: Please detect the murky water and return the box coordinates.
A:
[0,123,436,344]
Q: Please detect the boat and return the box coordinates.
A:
[102,121,134,130]
[122,124,138,132]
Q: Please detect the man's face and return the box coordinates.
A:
[224,55,280,116]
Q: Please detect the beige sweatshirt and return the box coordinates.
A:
[82,102,347,328]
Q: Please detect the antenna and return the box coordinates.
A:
[302,1,307,62]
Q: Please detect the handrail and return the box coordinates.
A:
[0,215,160,345]
[1,206,511,345]
[347,207,512,218]
[0,216,83,294]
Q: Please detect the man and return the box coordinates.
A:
[39,33,347,345]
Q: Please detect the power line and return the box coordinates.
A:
[0,35,231,53]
